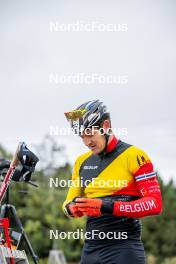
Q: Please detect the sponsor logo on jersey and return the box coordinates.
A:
[137,155,147,166]
[83,165,98,170]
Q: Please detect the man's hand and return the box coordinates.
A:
[65,197,114,217]
[64,201,84,218]
[75,198,113,217]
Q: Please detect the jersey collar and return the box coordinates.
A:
[106,135,119,153]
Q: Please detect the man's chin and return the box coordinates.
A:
[91,148,102,155]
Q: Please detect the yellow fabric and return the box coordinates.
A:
[127,147,151,175]
[63,146,152,210]
[62,151,92,209]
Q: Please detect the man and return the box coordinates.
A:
[63,100,162,264]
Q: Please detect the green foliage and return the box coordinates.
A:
[0,144,12,160]
[142,177,176,263]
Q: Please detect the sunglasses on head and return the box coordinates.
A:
[64,109,88,121]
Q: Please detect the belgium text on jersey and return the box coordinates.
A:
[119,200,157,213]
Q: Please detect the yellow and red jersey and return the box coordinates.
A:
[63,136,162,242]
[63,136,157,205]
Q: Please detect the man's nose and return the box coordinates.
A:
[84,138,92,146]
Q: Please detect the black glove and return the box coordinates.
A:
[0,143,39,182]
[0,159,10,179]
[0,159,28,182]
[17,143,39,182]
[0,159,10,171]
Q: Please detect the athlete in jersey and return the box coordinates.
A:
[63,100,162,264]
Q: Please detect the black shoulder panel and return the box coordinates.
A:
[79,141,131,189]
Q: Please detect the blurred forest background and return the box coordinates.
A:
[0,136,176,264]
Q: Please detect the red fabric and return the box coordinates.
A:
[106,136,119,153]
[113,181,139,197]
[113,162,155,197]
[133,162,153,176]
[75,198,103,217]
[69,203,84,217]
[113,177,162,218]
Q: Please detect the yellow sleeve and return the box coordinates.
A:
[62,158,82,210]
[127,146,153,176]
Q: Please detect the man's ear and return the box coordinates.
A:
[102,120,111,132]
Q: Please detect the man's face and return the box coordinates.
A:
[80,127,106,154]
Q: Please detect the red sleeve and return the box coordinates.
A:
[113,153,163,218]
